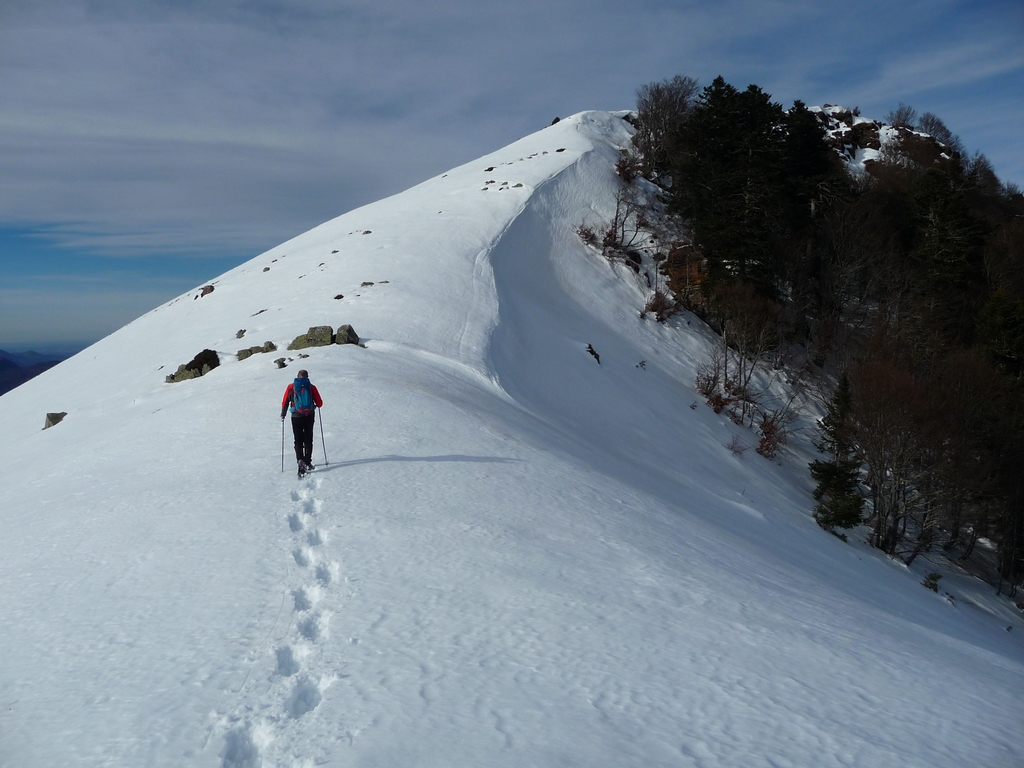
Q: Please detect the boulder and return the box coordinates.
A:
[335,325,360,345]
[43,412,67,430]
[165,349,220,382]
[287,326,334,350]
[849,122,881,150]
[237,341,278,360]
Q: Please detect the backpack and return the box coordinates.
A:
[291,377,315,416]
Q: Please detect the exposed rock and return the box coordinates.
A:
[832,109,854,127]
[200,285,215,296]
[335,325,360,345]
[849,122,881,150]
[165,349,220,382]
[236,329,246,339]
[287,326,334,350]
[274,357,287,368]
[43,412,67,430]
[334,294,344,300]
[237,341,278,360]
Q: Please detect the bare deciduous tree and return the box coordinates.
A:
[885,102,917,129]
[634,75,699,176]
[917,111,964,155]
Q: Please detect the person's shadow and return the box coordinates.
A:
[315,454,522,473]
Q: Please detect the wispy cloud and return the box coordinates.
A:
[0,0,1020,263]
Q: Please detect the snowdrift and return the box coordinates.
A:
[1,112,1021,768]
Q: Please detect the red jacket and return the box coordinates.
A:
[281,382,323,416]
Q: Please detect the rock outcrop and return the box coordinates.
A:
[287,326,335,350]
[165,349,220,382]
[43,412,67,430]
[237,341,278,360]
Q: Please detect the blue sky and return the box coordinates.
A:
[1,0,1021,353]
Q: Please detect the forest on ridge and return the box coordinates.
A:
[625,75,1024,595]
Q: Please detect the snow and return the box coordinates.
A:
[1,112,1022,768]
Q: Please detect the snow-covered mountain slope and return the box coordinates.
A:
[1,112,1021,768]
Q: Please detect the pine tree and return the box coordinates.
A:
[810,374,864,530]
[670,77,786,294]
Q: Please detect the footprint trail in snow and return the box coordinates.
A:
[213,477,356,767]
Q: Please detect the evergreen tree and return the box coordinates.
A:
[907,164,988,345]
[810,374,864,530]
[670,77,786,294]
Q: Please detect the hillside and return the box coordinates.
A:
[0,351,63,396]
[0,111,1021,768]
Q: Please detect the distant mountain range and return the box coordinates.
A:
[0,350,65,396]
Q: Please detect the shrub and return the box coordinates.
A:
[725,434,747,456]
[643,289,675,322]
[756,413,783,458]
[575,222,597,245]
[922,573,942,592]
[615,152,642,184]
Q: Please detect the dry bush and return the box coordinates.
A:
[756,407,794,459]
[575,222,597,245]
[726,434,748,456]
[642,289,675,322]
[695,350,724,397]
[615,152,642,184]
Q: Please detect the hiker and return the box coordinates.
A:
[280,369,324,476]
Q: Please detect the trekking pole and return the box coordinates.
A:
[281,417,286,472]
[318,408,329,466]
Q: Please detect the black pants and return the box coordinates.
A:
[291,412,316,464]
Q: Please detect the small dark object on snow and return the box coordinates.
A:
[551,117,560,125]
[43,412,67,430]
[236,329,246,339]
[586,344,600,364]
[334,294,344,300]
[274,357,287,369]
[199,285,214,297]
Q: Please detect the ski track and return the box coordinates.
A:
[214,475,358,767]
